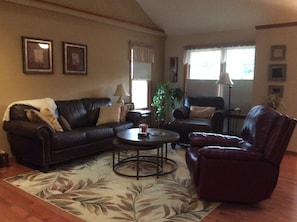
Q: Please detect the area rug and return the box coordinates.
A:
[4,148,220,222]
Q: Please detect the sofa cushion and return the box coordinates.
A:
[52,130,89,150]
[189,106,216,119]
[79,126,114,142]
[56,100,89,129]
[96,104,121,125]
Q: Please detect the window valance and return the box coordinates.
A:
[129,41,154,63]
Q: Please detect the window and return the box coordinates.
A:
[131,60,151,109]
[185,45,255,80]
[131,80,149,109]
[129,41,154,109]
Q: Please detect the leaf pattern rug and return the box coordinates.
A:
[4,148,220,222]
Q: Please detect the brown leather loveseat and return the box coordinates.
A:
[3,98,140,171]
[186,105,296,203]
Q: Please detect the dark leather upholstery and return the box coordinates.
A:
[185,105,297,203]
[166,96,225,147]
[3,98,141,171]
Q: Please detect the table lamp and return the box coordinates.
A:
[114,84,130,104]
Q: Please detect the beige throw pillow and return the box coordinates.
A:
[58,115,72,131]
[189,106,216,119]
[26,109,55,130]
[40,107,63,132]
[120,105,128,122]
[96,104,121,125]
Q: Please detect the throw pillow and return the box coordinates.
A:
[40,107,63,132]
[120,105,128,122]
[96,104,121,125]
[26,109,55,130]
[58,115,72,131]
[189,106,216,119]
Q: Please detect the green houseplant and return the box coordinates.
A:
[151,82,183,126]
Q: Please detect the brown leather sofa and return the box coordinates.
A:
[166,96,225,147]
[185,105,296,203]
[3,98,140,171]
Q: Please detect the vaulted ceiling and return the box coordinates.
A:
[136,0,297,36]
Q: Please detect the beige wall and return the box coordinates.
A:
[0,1,165,155]
[254,25,297,152]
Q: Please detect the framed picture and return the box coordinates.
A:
[169,57,178,82]
[22,36,53,74]
[270,45,286,60]
[268,64,286,81]
[268,85,284,97]
[63,42,87,75]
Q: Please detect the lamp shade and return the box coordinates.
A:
[114,84,130,96]
[216,72,234,86]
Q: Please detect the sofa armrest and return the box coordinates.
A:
[126,112,142,126]
[210,109,226,132]
[3,120,54,138]
[189,132,244,148]
[172,106,190,119]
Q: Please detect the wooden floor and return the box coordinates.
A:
[0,152,297,222]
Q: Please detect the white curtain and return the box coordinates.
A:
[130,41,154,63]
[183,42,254,65]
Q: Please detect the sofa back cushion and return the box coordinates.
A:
[185,96,225,110]
[81,98,112,125]
[56,100,89,129]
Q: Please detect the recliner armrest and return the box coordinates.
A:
[172,106,190,119]
[199,146,263,161]
[189,132,243,148]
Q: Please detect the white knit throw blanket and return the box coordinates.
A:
[2,98,57,121]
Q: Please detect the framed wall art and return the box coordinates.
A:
[270,45,286,60]
[268,85,284,97]
[268,64,286,81]
[169,56,178,82]
[22,36,53,74]
[63,42,87,75]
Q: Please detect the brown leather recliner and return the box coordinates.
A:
[185,105,296,203]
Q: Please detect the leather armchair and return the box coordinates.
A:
[166,96,225,147]
[185,105,296,203]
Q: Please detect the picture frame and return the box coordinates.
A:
[169,57,178,82]
[268,85,284,97]
[63,42,87,75]
[22,36,53,74]
[268,64,286,81]
[270,45,286,60]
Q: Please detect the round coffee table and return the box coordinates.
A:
[113,128,180,179]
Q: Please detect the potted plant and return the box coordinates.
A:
[151,82,183,127]
[265,93,285,110]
